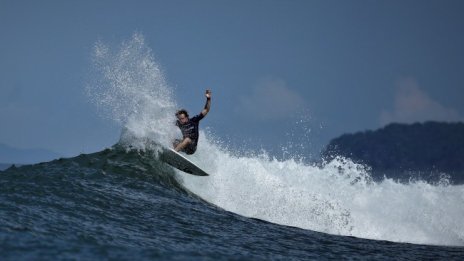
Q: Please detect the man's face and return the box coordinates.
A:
[177,113,189,124]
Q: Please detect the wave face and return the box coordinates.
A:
[2,146,463,259]
[1,34,462,259]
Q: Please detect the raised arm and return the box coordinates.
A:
[201,89,211,116]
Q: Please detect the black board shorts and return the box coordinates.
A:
[174,139,197,155]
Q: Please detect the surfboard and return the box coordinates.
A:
[159,147,209,176]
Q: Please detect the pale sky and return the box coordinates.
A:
[1,0,463,161]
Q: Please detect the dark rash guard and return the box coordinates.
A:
[176,113,204,145]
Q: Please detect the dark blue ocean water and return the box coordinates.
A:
[1,145,463,260]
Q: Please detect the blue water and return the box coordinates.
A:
[1,145,463,260]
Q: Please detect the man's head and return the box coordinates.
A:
[176,109,189,124]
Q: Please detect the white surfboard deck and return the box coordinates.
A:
[159,147,209,176]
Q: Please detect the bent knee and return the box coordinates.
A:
[184,137,192,144]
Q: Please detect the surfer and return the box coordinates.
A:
[173,90,211,154]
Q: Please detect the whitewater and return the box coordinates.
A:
[87,33,464,248]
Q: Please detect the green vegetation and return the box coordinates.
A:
[322,122,464,183]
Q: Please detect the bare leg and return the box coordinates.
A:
[174,137,192,152]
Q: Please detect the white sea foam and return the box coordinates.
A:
[182,137,464,246]
[88,33,464,247]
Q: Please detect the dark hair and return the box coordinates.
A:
[176,109,189,118]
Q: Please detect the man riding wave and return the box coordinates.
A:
[173,90,211,154]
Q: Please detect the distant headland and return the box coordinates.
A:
[322,122,464,184]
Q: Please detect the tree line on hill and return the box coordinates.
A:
[321,122,464,184]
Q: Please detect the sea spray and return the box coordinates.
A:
[86,33,178,149]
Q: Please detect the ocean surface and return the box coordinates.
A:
[1,34,463,260]
[1,143,463,260]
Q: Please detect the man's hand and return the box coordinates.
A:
[202,89,212,116]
